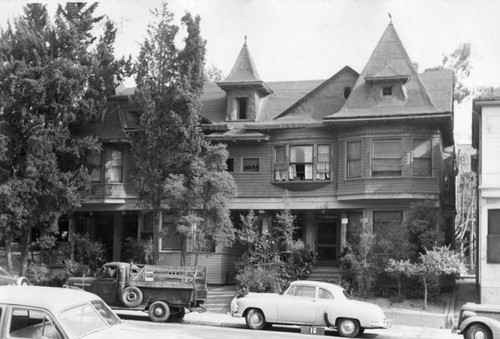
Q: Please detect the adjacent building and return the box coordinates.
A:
[472,90,500,304]
[71,21,455,284]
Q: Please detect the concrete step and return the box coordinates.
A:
[205,285,237,313]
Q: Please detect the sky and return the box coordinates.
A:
[1,0,499,143]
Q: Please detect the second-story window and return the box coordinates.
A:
[347,141,362,178]
[382,86,393,96]
[289,145,313,181]
[413,138,432,177]
[372,139,401,177]
[242,158,259,172]
[105,149,123,183]
[236,97,248,119]
[316,145,331,180]
[87,152,102,182]
[274,146,287,181]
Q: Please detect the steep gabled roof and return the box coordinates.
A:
[325,21,442,121]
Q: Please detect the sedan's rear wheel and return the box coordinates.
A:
[337,318,360,338]
[465,323,491,339]
[245,309,266,330]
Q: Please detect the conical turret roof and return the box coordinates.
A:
[217,37,272,95]
[325,20,439,120]
[224,37,261,82]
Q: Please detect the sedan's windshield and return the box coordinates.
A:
[61,300,121,337]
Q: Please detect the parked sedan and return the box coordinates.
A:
[0,286,189,339]
[0,266,29,285]
[232,280,391,338]
[454,302,500,339]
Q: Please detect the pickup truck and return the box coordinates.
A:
[65,262,207,322]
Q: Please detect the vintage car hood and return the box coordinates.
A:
[462,302,500,313]
[84,321,201,339]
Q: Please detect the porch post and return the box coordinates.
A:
[113,212,123,261]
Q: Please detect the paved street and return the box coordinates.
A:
[119,311,462,339]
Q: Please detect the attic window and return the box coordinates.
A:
[382,86,393,96]
[236,97,248,119]
[343,87,351,99]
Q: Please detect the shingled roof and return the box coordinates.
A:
[324,21,445,122]
[216,38,272,95]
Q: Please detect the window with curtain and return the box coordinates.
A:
[316,145,331,180]
[372,139,402,177]
[488,210,500,263]
[413,138,432,177]
[347,141,362,178]
[289,145,313,180]
[242,158,260,172]
[105,149,123,183]
[274,146,287,181]
[87,152,102,182]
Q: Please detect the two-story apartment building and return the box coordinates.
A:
[472,90,500,304]
[71,21,455,284]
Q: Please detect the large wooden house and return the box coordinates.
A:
[70,21,455,284]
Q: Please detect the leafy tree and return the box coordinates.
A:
[0,3,127,274]
[441,43,472,104]
[204,64,224,82]
[132,4,236,265]
[386,246,465,309]
[404,200,444,259]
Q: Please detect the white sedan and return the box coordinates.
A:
[232,280,391,338]
[0,286,194,339]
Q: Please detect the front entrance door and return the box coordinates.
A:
[317,218,339,266]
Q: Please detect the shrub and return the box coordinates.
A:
[122,237,154,264]
[25,262,49,285]
[73,234,106,271]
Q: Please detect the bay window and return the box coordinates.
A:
[105,148,123,183]
[87,152,102,182]
[347,141,362,178]
[273,144,331,182]
[372,139,401,177]
[289,145,313,181]
[412,138,432,177]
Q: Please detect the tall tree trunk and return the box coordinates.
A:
[152,211,160,265]
[423,276,428,310]
[4,235,14,273]
[19,227,31,276]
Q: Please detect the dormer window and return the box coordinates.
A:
[236,97,248,119]
[382,86,393,96]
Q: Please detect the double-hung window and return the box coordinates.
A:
[289,145,313,181]
[488,210,500,263]
[347,141,362,178]
[372,139,402,177]
[274,146,287,181]
[316,145,331,180]
[87,152,102,182]
[105,148,123,183]
[413,138,432,177]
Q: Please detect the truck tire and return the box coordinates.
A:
[121,286,143,308]
[149,301,170,322]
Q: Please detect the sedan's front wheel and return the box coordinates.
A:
[465,323,491,339]
[245,309,266,330]
[337,318,360,338]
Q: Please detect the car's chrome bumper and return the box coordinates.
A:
[232,313,242,318]
[371,319,392,329]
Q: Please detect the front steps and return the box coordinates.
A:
[307,266,343,283]
[204,285,237,313]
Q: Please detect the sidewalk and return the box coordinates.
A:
[181,311,459,338]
